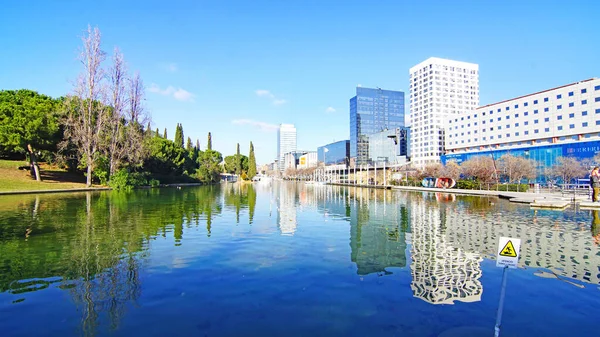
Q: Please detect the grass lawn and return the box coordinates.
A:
[0,159,96,192]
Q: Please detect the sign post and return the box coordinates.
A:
[494,237,521,337]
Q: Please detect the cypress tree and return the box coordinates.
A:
[156,128,160,137]
[235,143,241,175]
[174,123,184,148]
[186,137,193,151]
[247,141,257,180]
[207,132,212,150]
[163,128,168,139]
[196,139,200,151]
[146,121,151,135]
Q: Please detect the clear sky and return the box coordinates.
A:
[1,1,599,164]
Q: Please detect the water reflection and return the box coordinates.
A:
[0,187,223,336]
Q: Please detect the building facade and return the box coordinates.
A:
[317,140,350,166]
[350,87,405,165]
[277,124,297,171]
[298,151,318,169]
[443,78,600,179]
[283,151,305,171]
[368,127,410,165]
[409,57,479,166]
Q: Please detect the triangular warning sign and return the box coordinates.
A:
[499,240,517,257]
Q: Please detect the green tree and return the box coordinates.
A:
[163,128,167,139]
[196,149,222,183]
[207,132,212,150]
[174,123,184,148]
[0,90,62,180]
[224,154,248,174]
[247,141,257,180]
[235,143,242,175]
[155,128,160,137]
[186,137,193,152]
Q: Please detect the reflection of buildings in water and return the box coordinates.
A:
[444,206,600,285]
[276,182,298,235]
[409,196,483,305]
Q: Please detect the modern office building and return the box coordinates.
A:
[443,78,600,177]
[350,87,405,165]
[298,152,318,169]
[317,140,350,166]
[368,127,410,165]
[409,57,479,166]
[283,151,305,171]
[277,124,297,171]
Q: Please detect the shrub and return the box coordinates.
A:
[149,179,160,187]
[109,169,149,191]
[456,180,480,190]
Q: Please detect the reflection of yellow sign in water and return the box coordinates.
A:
[499,240,517,257]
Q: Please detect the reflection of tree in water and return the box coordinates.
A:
[223,183,256,224]
[0,186,222,336]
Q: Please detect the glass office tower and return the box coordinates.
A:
[350,87,405,165]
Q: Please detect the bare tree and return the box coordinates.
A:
[441,161,462,181]
[551,156,587,185]
[63,26,109,187]
[125,72,149,167]
[418,163,443,180]
[460,156,497,183]
[106,47,128,176]
[497,153,537,183]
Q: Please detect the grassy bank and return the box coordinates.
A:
[0,160,91,192]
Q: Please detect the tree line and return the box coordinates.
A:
[0,26,257,188]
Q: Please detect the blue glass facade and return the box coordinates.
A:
[350,87,405,165]
[318,140,350,166]
[442,140,600,182]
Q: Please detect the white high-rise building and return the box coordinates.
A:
[277,123,297,171]
[409,57,479,166]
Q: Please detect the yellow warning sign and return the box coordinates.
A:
[499,240,517,257]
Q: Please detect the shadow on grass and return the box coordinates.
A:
[39,170,86,184]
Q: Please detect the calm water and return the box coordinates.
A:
[0,182,599,337]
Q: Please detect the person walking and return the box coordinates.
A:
[591,167,600,202]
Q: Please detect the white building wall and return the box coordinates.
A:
[277,124,297,171]
[446,78,600,154]
[409,57,479,166]
[298,152,318,169]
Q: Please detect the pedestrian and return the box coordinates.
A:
[591,167,600,202]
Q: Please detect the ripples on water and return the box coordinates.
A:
[0,182,599,336]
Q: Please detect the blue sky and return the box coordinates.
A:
[1,1,599,164]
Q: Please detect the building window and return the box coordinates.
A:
[582,111,588,116]
[544,108,549,112]
[557,94,562,99]
[506,106,510,111]
[583,88,589,93]
[570,124,575,129]
[557,115,563,120]
[534,129,539,134]
[596,97,600,102]
[525,121,529,125]
[583,122,588,127]
[582,100,587,105]
[534,109,538,114]
[568,91,574,97]
[498,126,502,130]
[597,121,600,126]
[596,108,600,114]
[544,128,550,132]
[515,123,519,127]
[557,105,562,110]
[506,124,510,129]
[544,117,549,122]
[595,85,600,91]
[525,131,529,135]
[514,104,518,109]
[515,132,520,136]
[514,113,519,118]
[534,119,539,124]
[497,117,501,121]
[506,116,510,120]
[524,102,528,107]
[569,102,574,107]
[524,112,529,116]
[544,97,549,102]
[569,113,575,118]
[534,100,538,104]
[558,126,563,130]
[497,108,501,112]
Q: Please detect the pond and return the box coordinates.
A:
[0,182,599,336]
